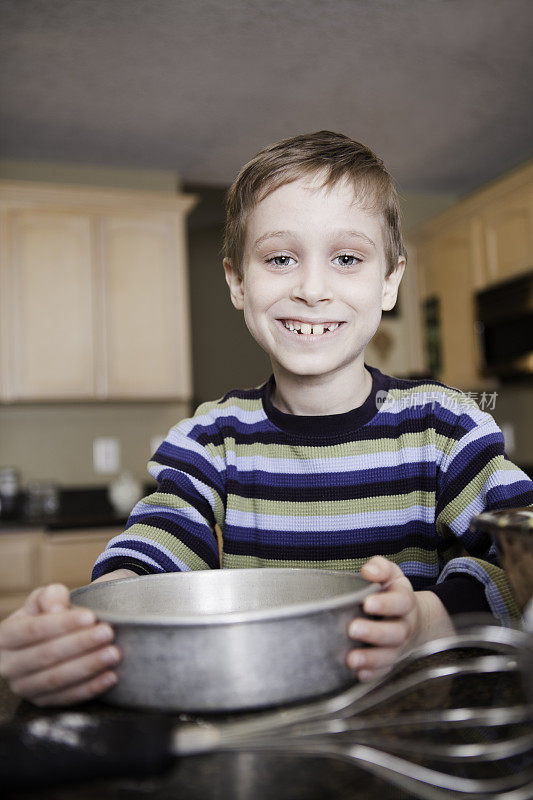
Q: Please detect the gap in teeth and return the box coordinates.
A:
[283,321,339,335]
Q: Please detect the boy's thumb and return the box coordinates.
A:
[37,583,71,614]
[361,556,386,581]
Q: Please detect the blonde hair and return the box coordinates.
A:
[224,130,406,277]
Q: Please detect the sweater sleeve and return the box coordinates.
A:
[91,414,227,580]
[432,410,533,623]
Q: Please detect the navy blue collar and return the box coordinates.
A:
[261,365,391,438]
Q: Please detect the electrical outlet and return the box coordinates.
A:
[150,434,165,456]
[93,437,121,474]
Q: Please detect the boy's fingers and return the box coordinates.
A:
[0,607,96,650]
[10,584,71,619]
[37,584,72,614]
[349,618,410,647]
[0,623,115,680]
[363,590,415,618]
[9,644,121,700]
[361,556,404,585]
[347,646,398,673]
[32,671,118,708]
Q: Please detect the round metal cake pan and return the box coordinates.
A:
[71,568,377,713]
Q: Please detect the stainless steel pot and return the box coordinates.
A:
[470,507,533,703]
[470,506,533,612]
[71,568,377,713]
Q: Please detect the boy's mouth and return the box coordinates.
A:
[279,319,342,336]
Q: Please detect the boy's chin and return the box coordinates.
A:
[273,355,363,380]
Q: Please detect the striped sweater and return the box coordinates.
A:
[92,366,533,622]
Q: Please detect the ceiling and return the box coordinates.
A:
[1,0,532,194]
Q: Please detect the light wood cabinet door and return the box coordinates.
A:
[0,532,41,593]
[417,221,481,389]
[40,529,118,588]
[0,181,195,402]
[482,187,533,285]
[99,214,192,399]
[0,593,33,620]
[6,211,95,399]
[0,528,121,618]
[0,531,42,619]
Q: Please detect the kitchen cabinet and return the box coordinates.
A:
[480,186,533,285]
[0,530,41,618]
[0,182,196,402]
[414,220,482,389]
[99,214,191,398]
[410,159,533,388]
[4,211,96,399]
[40,528,116,588]
[0,527,117,618]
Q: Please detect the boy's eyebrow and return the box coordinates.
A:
[252,229,376,249]
[252,230,294,248]
[334,229,376,249]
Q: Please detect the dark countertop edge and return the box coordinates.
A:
[0,483,157,533]
[0,517,127,534]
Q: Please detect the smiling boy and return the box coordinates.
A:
[1,131,532,707]
[223,172,401,415]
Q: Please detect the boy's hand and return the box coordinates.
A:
[0,582,122,707]
[347,556,454,682]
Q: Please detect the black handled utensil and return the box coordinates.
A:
[0,712,212,789]
[2,705,533,800]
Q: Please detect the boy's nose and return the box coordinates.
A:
[290,261,332,305]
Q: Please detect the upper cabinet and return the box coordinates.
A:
[7,210,96,399]
[480,185,533,285]
[0,182,196,402]
[415,219,482,390]
[410,161,533,389]
[99,213,193,399]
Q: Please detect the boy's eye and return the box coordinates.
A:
[333,254,361,268]
[267,255,296,268]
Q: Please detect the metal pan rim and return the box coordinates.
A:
[70,567,379,627]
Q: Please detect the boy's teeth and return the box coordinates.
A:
[282,321,339,335]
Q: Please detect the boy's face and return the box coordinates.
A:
[224,175,404,388]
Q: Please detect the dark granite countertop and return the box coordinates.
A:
[2,645,531,800]
[0,485,158,533]
[0,515,127,534]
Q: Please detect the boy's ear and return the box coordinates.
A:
[223,258,245,310]
[381,257,406,312]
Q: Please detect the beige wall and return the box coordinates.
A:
[0,402,191,486]
[400,191,456,230]
[490,386,533,467]
[0,159,181,192]
[188,222,271,404]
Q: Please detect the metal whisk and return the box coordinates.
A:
[187,621,533,800]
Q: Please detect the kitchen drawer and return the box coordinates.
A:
[40,529,118,588]
[0,532,41,593]
[0,592,32,620]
